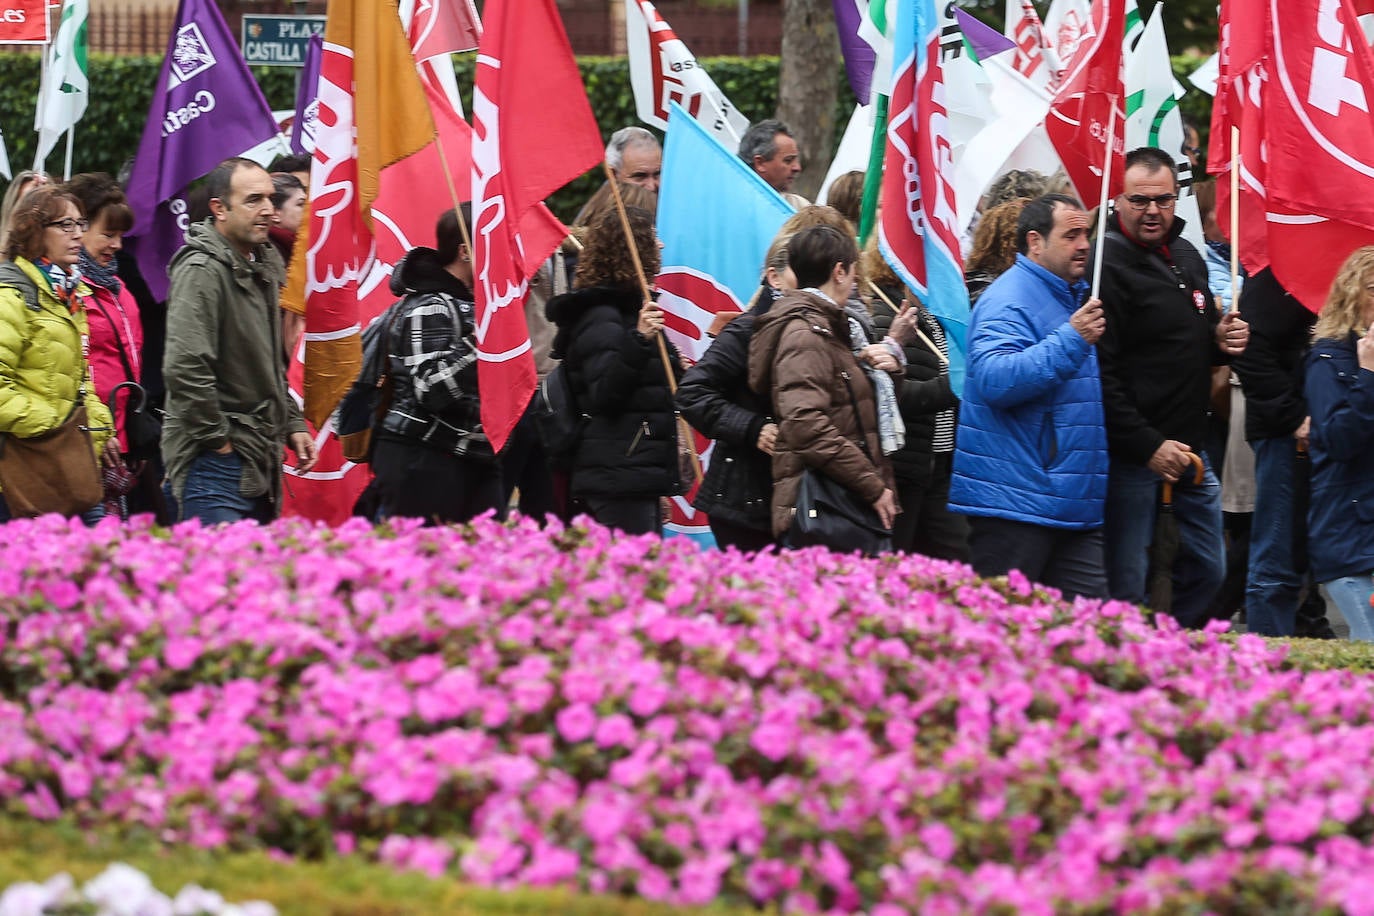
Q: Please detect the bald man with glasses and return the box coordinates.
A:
[1094,146,1249,628]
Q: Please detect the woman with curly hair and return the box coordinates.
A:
[0,185,116,520]
[1306,246,1374,640]
[964,197,1030,305]
[544,206,681,535]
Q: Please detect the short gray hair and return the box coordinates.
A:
[605,127,660,170]
[738,119,791,165]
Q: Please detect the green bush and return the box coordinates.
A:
[0,52,855,221]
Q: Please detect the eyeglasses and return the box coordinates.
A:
[46,218,90,234]
[1123,194,1178,211]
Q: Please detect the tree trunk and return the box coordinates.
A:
[778,0,839,203]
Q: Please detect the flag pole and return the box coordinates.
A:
[62,126,73,180]
[433,130,473,259]
[1229,124,1240,312]
[601,160,703,483]
[32,50,50,173]
[867,280,946,365]
[1089,103,1118,302]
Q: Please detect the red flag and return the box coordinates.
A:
[472,0,603,451]
[405,0,480,61]
[1211,0,1374,313]
[1045,0,1125,206]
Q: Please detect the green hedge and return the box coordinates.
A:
[0,52,837,221]
[0,49,1218,219]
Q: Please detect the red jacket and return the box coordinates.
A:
[85,281,143,452]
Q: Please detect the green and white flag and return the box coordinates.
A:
[33,0,89,173]
[1124,5,1203,251]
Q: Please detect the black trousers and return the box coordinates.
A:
[372,437,503,526]
[572,495,661,536]
[709,515,776,553]
[891,452,970,562]
[968,515,1109,600]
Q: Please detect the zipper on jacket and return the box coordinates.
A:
[626,419,651,456]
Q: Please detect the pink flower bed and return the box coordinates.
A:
[1,513,1373,913]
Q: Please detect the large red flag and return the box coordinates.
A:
[1210,0,1374,313]
[472,0,603,451]
[1045,0,1125,206]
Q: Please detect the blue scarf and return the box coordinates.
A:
[78,250,122,296]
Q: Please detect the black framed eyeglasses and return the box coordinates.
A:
[1123,194,1178,211]
[46,218,90,234]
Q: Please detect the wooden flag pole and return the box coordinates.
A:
[1230,125,1240,311]
[867,280,947,365]
[1089,105,1118,303]
[434,131,473,258]
[601,162,703,483]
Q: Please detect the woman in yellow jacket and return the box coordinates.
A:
[0,185,116,521]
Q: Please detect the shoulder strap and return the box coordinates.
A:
[88,293,139,382]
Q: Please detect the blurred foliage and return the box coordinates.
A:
[0,817,757,916]
[0,52,862,223]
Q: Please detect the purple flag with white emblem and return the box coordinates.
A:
[289,32,322,155]
[124,0,281,300]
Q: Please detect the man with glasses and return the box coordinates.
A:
[1096,146,1249,627]
[161,157,317,524]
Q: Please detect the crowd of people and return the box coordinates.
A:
[1,120,1372,642]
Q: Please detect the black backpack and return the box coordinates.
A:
[336,299,407,463]
[531,363,586,468]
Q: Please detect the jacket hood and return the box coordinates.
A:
[389,246,472,299]
[544,284,642,328]
[747,290,845,395]
[169,218,285,285]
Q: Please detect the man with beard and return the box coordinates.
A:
[161,158,316,524]
[949,194,1110,598]
[1097,146,1249,625]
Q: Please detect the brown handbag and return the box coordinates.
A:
[0,390,104,518]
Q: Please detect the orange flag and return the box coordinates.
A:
[302,0,435,427]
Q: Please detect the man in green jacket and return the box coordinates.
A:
[162,157,316,523]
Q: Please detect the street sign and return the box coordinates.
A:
[241,14,325,67]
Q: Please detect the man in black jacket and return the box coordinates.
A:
[1097,147,1249,626]
[371,205,501,524]
[1232,269,1324,637]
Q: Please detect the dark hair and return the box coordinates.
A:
[825,171,866,227]
[435,203,473,266]
[1015,194,1084,255]
[270,172,305,209]
[205,157,266,205]
[269,153,311,175]
[1124,147,1177,182]
[62,172,133,234]
[738,119,792,165]
[574,205,658,291]
[1193,180,1216,220]
[3,186,84,261]
[788,225,858,288]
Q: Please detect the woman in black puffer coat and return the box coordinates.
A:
[544,207,681,535]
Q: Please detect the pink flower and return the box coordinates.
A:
[555,703,596,744]
[594,714,636,749]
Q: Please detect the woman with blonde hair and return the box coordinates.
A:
[964,197,1029,305]
[1305,245,1374,639]
[0,170,50,255]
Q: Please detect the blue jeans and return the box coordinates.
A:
[1105,457,1226,627]
[1245,437,1305,636]
[1321,575,1374,641]
[178,450,271,524]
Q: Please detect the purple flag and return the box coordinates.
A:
[954,9,1016,61]
[833,0,876,102]
[289,32,322,155]
[124,0,280,300]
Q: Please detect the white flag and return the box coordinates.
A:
[1125,7,1204,252]
[33,0,89,171]
[1003,0,1059,91]
[1042,0,1093,74]
[0,127,11,181]
[626,0,747,145]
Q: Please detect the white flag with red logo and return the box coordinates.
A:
[626,0,749,146]
[1211,0,1374,313]
[1003,0,1059,90]
[1043,0,1093,77]
[472,0,603,452]
[1045,0,1125,207]
[878,0,970,395]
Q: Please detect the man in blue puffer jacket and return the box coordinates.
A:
[949,194,1110,599]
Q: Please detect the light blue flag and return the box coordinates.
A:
[656,102,793,549]
[657,101,795,366]
[877,0,971,396]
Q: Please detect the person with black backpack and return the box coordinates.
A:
[370,205,502,525]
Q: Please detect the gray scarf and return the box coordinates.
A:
[79,250,122,295]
